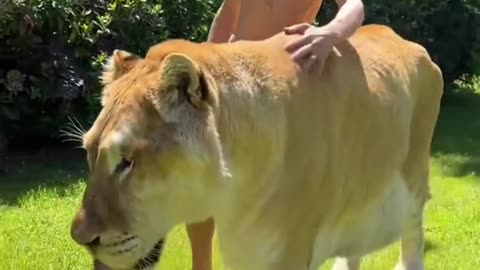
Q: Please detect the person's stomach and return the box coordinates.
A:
[233,0,322,41]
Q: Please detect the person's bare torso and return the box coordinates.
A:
[233,0,323,41]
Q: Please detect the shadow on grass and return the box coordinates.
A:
[431,91,480,178]
[0,145,87,206]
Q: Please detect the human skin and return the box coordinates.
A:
[187,1,365,270]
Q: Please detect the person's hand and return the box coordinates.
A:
[228,34,237,42]
[284,23,341,73]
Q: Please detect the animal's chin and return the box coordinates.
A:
[134,239,165,270]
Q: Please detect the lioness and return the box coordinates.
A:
[70,24,443,270]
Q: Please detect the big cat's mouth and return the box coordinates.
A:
[134,239,165,270]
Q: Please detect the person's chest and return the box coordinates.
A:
[235,0,323,40]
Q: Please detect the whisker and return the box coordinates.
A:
[71,116,87,134]
[59,127,83,137]
[67,116,86,135]
[58,129,83,141]
[134,240,164,269]
[135,259,146,270]
[58,116,88,146]
[59,137,82,143]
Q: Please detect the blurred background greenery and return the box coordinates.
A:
[0,0,479,157]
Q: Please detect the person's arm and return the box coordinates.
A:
[327,0,365,40]
[284,0,365,72]
[207,0,241,43]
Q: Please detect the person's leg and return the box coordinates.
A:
[187,217,215,270]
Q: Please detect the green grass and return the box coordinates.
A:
[1,92,480,270]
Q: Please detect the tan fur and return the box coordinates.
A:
[71,24,443,270]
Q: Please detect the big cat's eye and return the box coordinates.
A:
[114,156,134,176]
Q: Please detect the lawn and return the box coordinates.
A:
[1,92,479,270]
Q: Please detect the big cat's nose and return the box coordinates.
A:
[71,209,102,248]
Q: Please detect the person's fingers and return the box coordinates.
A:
[316,59,326,75]
[285,36,311,53]
[294,53,312,68]
[290,43,314,63]
[303,55,317,72]
[309,51,329,74]
[312,55,327,74]
[228,34,237,43]
[284,23,310,34]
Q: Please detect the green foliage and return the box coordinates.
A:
[317,0,480,84]
[0,0,479,147]
[452,74,480,96]
[367,0,480,84]
[0,0,219,145]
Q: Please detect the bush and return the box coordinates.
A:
[0,0,219,146]
[317,0,480,84]
[365,0,480,84]
[453,74,480,95]
[0,0,479,149]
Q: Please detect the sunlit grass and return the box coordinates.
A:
[1,91,479,270]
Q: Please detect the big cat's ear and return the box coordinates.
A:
[157,53,217,112]
[101,49,141,85]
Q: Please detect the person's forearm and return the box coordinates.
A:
[328,0,365,40]
[207,1,240,43]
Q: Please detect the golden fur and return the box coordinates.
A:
[70,24,443,270]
